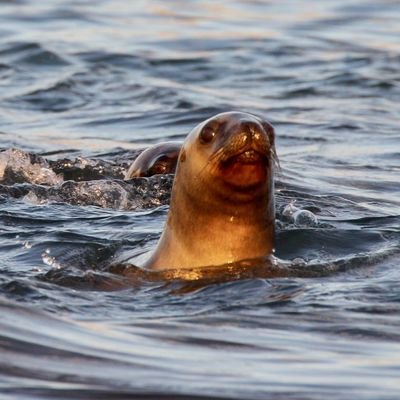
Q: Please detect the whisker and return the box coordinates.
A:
[198,151,224,178]
[271,147,281,172]
[208,147,226,163]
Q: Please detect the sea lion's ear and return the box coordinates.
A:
[180,148,186,163]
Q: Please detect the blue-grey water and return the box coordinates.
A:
[1,1,400,399]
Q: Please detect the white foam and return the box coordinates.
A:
[0,148,63,185]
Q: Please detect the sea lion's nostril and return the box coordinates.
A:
[240,122,253,144]
[240,122,261,144]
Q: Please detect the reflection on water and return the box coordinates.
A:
[0,0,400,399]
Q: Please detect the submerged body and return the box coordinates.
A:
[143,112,277,270]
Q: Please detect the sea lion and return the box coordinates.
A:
[124,142,181,179]
[143,111,277,270]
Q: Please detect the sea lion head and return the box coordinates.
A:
[124,142,181,179]
[144,111,277,270]
[176,111,276,207]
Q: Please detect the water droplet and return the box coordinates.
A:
[293,209,318,226]
[292,257,306,266]
[41,251,62,269]
[282,201,299,219]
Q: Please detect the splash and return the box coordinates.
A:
[0,148,63,185]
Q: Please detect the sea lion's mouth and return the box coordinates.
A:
[221,149,268,167]
[216,147,270,190]
[233,150,265,164]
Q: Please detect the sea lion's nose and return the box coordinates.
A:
[240,121,263,144]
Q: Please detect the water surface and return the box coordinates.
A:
[1,1,400,399]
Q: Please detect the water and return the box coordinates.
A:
[1,0,400,399]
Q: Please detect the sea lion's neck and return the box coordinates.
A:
[146,179,275,270]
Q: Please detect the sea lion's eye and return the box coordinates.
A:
[151,161,167,175]
[199,126,216,144]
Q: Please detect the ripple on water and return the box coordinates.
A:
[0,0,400,399]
